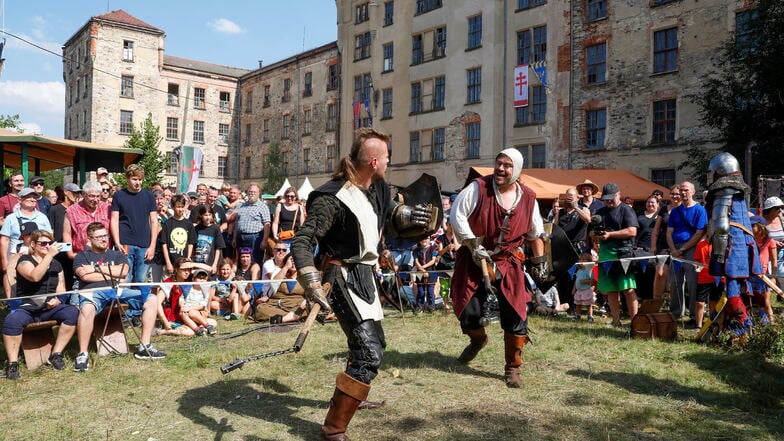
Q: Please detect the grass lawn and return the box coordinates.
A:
[1,307,783,441]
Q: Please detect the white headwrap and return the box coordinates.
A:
[497,148,524,185]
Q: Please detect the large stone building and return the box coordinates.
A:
[336,0,750,192]
[238,43,341,190]
[62,10,249,187]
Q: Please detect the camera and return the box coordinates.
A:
[588,215,606,236]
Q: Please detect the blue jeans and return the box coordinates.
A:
[125,245,151,317]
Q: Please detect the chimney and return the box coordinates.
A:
[258,60,263,69]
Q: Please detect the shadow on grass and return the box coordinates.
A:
[177,378,323,441]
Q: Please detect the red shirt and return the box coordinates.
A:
[65,201,111,252]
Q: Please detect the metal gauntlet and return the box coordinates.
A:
[393,203,437,231]
[528,255,549,285]
[297,266,331,312]
[463,238,491,267]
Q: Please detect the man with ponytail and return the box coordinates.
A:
[291,128,436,441]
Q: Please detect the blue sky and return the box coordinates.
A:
[0,0,337,136]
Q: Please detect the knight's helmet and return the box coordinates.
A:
[707,152,741,185]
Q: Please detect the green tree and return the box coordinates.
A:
[694,0,784,189]
[0,114,22,131]
[118,113,165,189]
[262,141,286,194]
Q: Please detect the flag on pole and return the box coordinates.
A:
[178,145,203,194]
[353,101,361,129]
[513,65,529,107]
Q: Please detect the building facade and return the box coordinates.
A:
[237,43,341,191]
[62,10,248,188]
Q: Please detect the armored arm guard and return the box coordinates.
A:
[297,266,331,312]
[463,237,491,267]
[710,188,735,264]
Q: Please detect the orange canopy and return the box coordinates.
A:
[466,167,669,202]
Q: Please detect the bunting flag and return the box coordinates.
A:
[600,261,614,276]
[671,260,683,274]
[656,255,669,268]
[234,281,249,295]
[619,258,632,274]
[513,65,529,107]
[178,145,203,194]
[567,265,577,279]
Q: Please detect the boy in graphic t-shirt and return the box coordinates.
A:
[161,194,196,275]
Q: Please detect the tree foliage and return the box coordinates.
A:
[262,141,286,194]
[695,0,784,188]
[118,113,165,189]
[0,114,22,131]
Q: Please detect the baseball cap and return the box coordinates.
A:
[187,192,198,199]
[763,196,784,212]
[600,183,620,201]
[239,247,253,255]
[30,176,44,185]
[19,222,39,236]
[18,188,39,198]
[96,167,108,175]
[63,183,82,192]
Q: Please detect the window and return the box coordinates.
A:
[327,103,338,131]
[384,1,394,26]
[586,43,607,84]
[327,64,340,91]
[244,124,252,146]
[434,27,447,59]
[383,43,394,72]
[303,109,312,135]
[263,119,270,142]
[518,0,546,10]
[282,115,290,139]
[82,110,87,135]
[83,74,89,98]
[166,117,179,140]
[120,75,133,98]
[263,85,271,107]
[354,73,372,103]
[517,26,547,65]
[194,88,206,109]
[466,67,482,104]
[412,35,424,65]
[410,83,422,114]
[303,148,310,174]
[531,144,546,168]
[168,83,179,106]
[168,152,179,174]
[282,79,291,103]
[355,2,369,23]
[84,39,90,60]
[220,92,231,112]
[514,86,546,125]
[735,10,758,50]
[433,128,445,160]
[122,40,133,61]
[651,0,677,6]
[218,156,228,178]
[193,120,205,143]
[382,88,393,119]
[410,132,421,163]
[219,123,229,145]
[651,168,676,189]
[466,122,480,158]
[416,0,442,15]
[75,78,81,102]
[244,157,251,179]
[434,76,445,110]
[119,110,133,135]
[531,86,546,122]
[303,72,313,97]
[587,0,607,22]
[354,32,372,61]
[652,99,676,144]
[585,109,606,150]
[326,144,336,172]
[653,27,678,73]
[467,15,482,50]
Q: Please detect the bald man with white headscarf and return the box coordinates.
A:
[449,148,546,388]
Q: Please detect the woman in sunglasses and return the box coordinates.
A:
[3,229,77,378]
[271,187,306,244]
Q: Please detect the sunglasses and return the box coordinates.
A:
[274,248,288,252]
[36,241,53,246]
[101,188,111,192]
[285,195,296,199]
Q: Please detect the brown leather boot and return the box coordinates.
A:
[503,332,529,388]
[457,327,488,363]
[320,372,370,441]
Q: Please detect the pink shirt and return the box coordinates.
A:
[65,201,111,252]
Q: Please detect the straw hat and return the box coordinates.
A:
[576,179,599,195]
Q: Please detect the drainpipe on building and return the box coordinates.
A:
[568,0,575,170]
[502,0,508,152]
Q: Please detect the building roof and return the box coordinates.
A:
[92,9,164,34]
[164,54,251,79]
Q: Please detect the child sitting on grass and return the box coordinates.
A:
[180,268,218,336]
[534,284,570,316]
[572,253,597,322]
